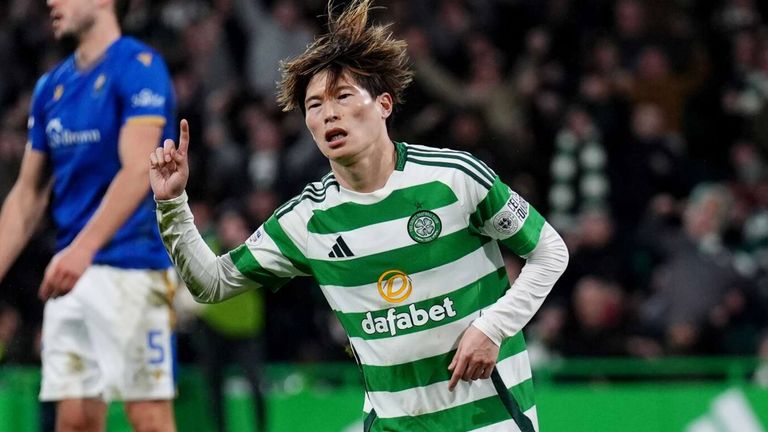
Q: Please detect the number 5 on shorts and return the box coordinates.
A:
[147,329,165,365]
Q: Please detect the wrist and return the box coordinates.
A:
[471,319,502,347]
[70,235,100,257]
[155,190,188,207]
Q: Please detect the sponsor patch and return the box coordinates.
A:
[377,270,412,303]
[506,191,529,221]
[361,297,457,336]
[131,89,166,108]
[45,118,101,148]
[247,228,264,246]
[493,211,519,235]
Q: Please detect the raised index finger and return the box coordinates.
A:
[178,119,190,155]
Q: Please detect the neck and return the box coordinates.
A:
[75,13,121,69]
[332,137,396,193]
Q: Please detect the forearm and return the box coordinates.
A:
[156,192,256,303]
[472,223,569,345]
[0,183,49,280]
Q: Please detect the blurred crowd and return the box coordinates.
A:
[2,0,768,369]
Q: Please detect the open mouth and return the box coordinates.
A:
[325,128,348,145]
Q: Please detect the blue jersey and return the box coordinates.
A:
[28,37,174,269]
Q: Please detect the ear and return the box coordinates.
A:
[378,93,393,119]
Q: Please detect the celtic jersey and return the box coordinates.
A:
[158,142,568,431]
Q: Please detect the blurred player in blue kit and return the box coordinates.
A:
[0,0,177,430]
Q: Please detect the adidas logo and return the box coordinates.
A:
[328,236,355,258]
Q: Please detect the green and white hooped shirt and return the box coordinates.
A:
[157,142,568,432]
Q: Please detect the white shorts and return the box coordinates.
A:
[40,265,177,402]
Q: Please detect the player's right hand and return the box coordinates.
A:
[150,119,190,200]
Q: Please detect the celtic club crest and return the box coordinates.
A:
[407,210,442,243]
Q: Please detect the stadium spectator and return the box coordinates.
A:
[559,276,629,357]
[612,103,694,231]
[233,0,314,102]
[637,183,753,354]
[548,106,610,232]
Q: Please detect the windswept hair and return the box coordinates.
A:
[277,0,413,113]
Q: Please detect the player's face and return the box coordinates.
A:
[47,0,98,40]
[304,70,392,165]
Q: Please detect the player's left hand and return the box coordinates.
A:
[39,245,94,300]
[447,325,499,391]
